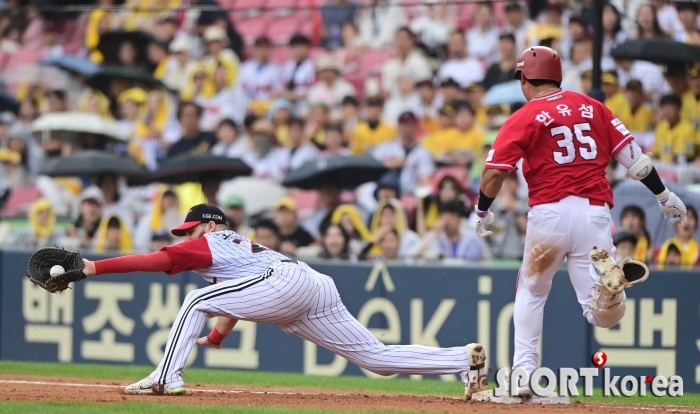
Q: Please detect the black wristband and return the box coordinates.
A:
[477,190,496,212]
[640,167,666,195]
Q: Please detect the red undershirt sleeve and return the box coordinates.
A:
[94,251,174,275]
[93,237,213,276]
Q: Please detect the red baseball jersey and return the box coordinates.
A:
[486,90,634,207]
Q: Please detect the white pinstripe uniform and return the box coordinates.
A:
[148,230,481,390]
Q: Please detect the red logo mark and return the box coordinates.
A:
[592,351,607,368]
[644,376,653,384]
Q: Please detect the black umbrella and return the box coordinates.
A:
[97,30,159,67]
[0,92,19,114]
[38,150,148,180]
[610,37,700,64]
[281,155,389,190]
[86,66,164,97]
[150,153,253,184]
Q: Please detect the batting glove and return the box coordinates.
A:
[656,188,687,223]
[472,208,494,237]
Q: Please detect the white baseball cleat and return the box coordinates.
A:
[464,343,489,400]
[124,376,186,395]
[589,246,649,295]
[152,381,186,395]
[517,384,534,399]
[124,377,157,394]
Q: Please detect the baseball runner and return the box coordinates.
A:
[472,47,688,398]
[74,204,488,398]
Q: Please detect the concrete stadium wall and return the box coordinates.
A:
[0,251,698,391]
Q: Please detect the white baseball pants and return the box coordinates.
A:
[151,260,470,385]
[513,196,625,376]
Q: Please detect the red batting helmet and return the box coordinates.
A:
[514,46,562,84]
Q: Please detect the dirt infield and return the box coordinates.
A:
[1,374,698,413]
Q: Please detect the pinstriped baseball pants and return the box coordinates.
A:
[151,261,470,385]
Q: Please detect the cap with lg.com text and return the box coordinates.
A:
[171,204,227,236]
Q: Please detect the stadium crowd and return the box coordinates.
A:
[0,0,698,267]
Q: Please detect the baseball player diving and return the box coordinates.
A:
[472,46,688,398]
[68,204,489,398]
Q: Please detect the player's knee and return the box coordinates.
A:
[183,289,199,304]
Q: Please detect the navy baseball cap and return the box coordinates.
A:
[171,204,227,236]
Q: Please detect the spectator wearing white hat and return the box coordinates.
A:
[161,35,193,93]
[203,25,240,83]
[307,54,357,120]
[61,186,105,251]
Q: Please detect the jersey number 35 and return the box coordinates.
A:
[550,122,598,165]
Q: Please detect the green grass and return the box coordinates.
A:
[0,361,698,407]
[0,401,413,414]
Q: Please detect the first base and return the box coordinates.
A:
[471,390,571,405]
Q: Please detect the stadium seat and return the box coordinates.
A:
[0,186,42,218]
[0,49,44,72]
[233,0,267,19]
[236,15,270,45]
[266,0,298,16]
[266,14,301,45]
[357,49,393,77]
[401,0,421,19]
[457,2,478,30]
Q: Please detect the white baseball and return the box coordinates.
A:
[50,265,65,276]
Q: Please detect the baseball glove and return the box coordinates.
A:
[26,247,86,293]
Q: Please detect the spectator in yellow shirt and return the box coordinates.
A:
[351,96,398,155]
[620,80,655,133]
[423,101,484,165]
[421,104,456,159]
[663,64,698,125]
[448,101,486,166]
[464,82,488,128]
[688,64,700,129]
[620,80,655,151]
[602,71,630,119]
[652,94,697,163]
